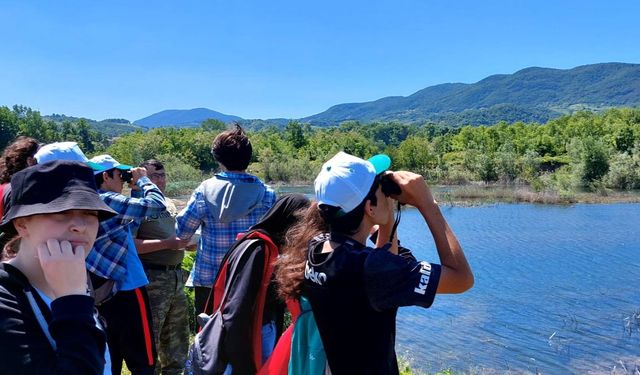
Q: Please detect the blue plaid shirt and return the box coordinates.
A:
[86,176,166,284]
[176,172,276,287]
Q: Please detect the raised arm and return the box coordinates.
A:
[102,168,166,220]
[391,171,474,294]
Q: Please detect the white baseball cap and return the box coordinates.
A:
[88,154,133,175]
[34,142,89,164]
[314,151,391,214]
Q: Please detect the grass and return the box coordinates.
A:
[436,184,640,205]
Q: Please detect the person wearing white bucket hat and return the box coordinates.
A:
[276,151,474,374]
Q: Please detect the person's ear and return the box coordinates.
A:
[102,171,111,182]
[12,217,30,237]
[364,199,375,218]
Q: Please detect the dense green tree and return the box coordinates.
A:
[284,121,307,149]
[0,106,19,148]
[201,119,227,132]
[579,138,611,183]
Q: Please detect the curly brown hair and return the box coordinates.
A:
[0,136,39,184]
[275,202,327,300]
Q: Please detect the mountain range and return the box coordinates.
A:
[52,62,640,130]
[302,62,640,125]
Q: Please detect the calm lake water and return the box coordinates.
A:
[274,186,640,373]
[394,203,640,374]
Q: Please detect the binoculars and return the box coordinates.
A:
[121,169,133,183]
[380,173,401,197]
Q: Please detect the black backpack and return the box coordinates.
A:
[184,230,279,375]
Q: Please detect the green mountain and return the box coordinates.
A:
[302,62,640,126]
[45,114,145,137]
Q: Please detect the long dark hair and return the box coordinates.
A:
[276,177,380,299]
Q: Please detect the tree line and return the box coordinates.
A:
[2,105,639,195]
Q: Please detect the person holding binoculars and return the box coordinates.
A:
[87,154,167,375]
[276,151,474,375]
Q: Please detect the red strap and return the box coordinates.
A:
[247,231,279,369]
[286,299,301,322]
[211,262,228,314]
[0,183,5,220]
[256,323,294,375]
[203,230,281,369]
[256,298,302,375]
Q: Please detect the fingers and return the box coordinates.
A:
[38,239,89,298]
[36,242,51,265]
[39,240,85,260]
[177,239,191,248]
[73,245,86,259]
[388,170,432,207]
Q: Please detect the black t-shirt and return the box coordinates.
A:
[302,233,441,375]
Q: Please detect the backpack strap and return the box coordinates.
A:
[243,230,279,369]
[204,230,263,315]
[0,183,6,221]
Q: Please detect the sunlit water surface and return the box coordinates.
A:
[395,203,640,374]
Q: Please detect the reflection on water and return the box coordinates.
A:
[395,203,640,374]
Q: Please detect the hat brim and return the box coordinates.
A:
[0,190,117,234]
[368,154,391,175]
[87,161,133,175]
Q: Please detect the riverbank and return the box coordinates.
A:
[436,184,640,205]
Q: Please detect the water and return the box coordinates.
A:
[394,203,640,374]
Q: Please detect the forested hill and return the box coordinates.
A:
[45,114,145,137]
[302,62,640,126]
[134,108,243,127]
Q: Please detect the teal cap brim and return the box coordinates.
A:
[86,161,103,173]
[87,161,133,175]
[368,154,391,175]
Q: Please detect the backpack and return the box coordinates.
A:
[185,230,280,375]
[257,297,328,375]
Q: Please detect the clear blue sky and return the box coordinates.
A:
[1,0,639,122]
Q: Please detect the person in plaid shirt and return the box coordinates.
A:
[176,124,276,315]
[88,154,166,375]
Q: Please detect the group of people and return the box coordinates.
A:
[0,123,473,375]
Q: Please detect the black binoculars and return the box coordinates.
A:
[380,173,401,197]
[121,169,133,183]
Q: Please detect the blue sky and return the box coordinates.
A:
[1,1,639,122]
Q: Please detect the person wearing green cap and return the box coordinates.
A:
[88,154,166,375]
[276,151,474,374]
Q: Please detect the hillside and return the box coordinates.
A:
[134,108,243,128]
[45,114,145,137]
[302,62,640,126]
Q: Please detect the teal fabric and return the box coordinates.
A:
[288,297,327,375]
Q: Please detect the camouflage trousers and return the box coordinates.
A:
[145,268,190,375]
